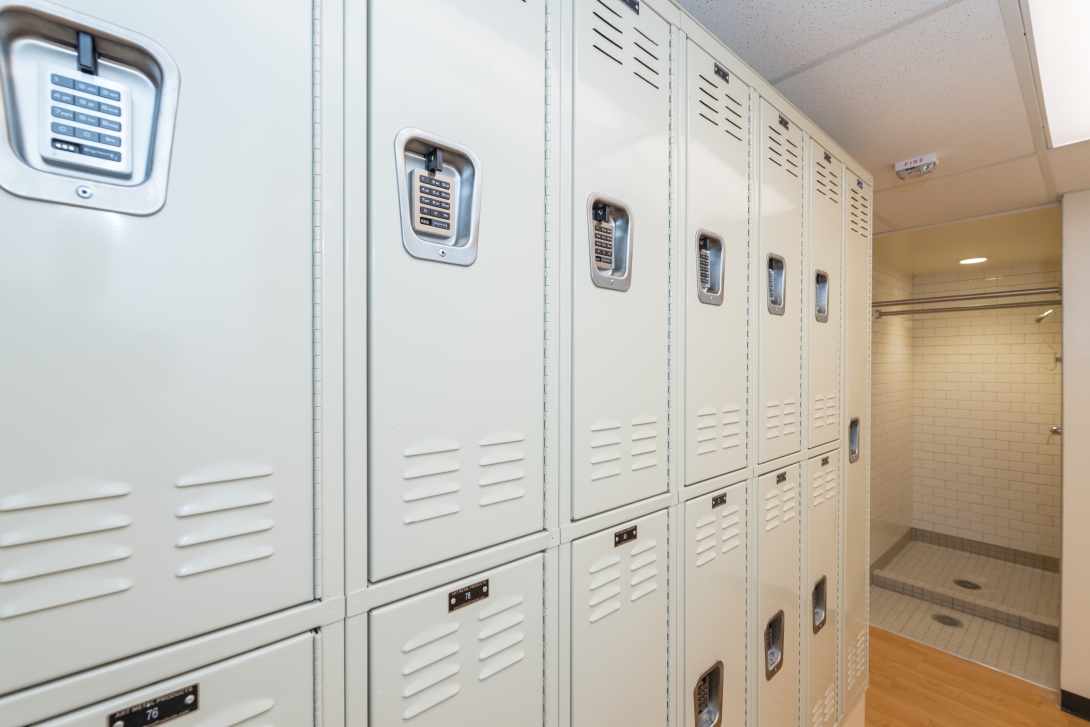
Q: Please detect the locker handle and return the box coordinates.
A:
[766,254,786,315]
[812,575,827,633]
[693,660,724,727]
[695,230,725,306]
[848,418,860,463]
[814,270,829,323]
[764,610,784,680]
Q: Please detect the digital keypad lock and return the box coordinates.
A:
[695,231,724,305]
[693,661,724,727]
[410,167,458,240]
[587,195,632,291]
[593,219,615,272]
[38,65,133,177]
[764,610,785,679]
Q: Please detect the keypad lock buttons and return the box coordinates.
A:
[38,65,133,177]
[586,194,633,292]
[410,168,458,239]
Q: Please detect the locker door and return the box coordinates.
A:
[684,43,750,486]
[0,1,315,694]
[571,0,670,518]
[684,484,746,727]
[367,0,547,580]
[757,99,803,464]
[756,465,800,727]
[39,633,314,726]
[571,509,668,725]
[842,176,870,711]
[369,553,544,726]
[806,451,839,727]
[807,144,842,448]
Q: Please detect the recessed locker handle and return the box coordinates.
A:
[764,609,784,680]
[587,193,633,292]
[814,270,829,323]
[848,417,860,463]
[695,230,724,306]
[812,575,827,633]
[767,254,786,315]
[693,661,724,727]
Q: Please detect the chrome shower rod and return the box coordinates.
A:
[873,300,1063,318]
[872,286,1060,307]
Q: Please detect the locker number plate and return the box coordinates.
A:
[449,579,489,612]
[776,472,787,484]
[821,456,830,466]
[614,525,637,547]
[712,493,727,509]
[108,684,198,727]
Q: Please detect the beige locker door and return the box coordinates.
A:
[842,175,871,712]
[684,42,750,485]
[807,451,839,727]
[757,99,803,464]
[807,143,842,448]
[38,633,314,726]
[571,510,669,726]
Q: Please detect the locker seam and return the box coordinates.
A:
[311,0,324,600]
[744,85,754,727]
[667,27,676,727]
[543,0,552,534]
[314,628,324,727]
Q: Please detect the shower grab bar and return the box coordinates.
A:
[873,286,1061,308]
[874,299,1063,318]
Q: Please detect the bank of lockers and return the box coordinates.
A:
[758,100,804,464]
[807,143,842,449]
[807,451,839,727]
[36,632,314,726]
[684,482,747,727]
[757,465,800,727]
[366,0,547,581]
[843,175,872,709]
[571,509,669,725]
[0,0,315,694]
[570,0,670,519]
[684,42,750,486]
[369,553,544,725]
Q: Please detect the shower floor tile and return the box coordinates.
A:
[873,540,1059,636]
[870,585,1059,689]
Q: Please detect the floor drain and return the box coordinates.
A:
[954,579,982,590]
[932,614,964,628]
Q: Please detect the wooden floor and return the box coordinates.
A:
[867,626,1086,727]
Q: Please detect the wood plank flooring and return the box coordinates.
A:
[867,626,1085,727]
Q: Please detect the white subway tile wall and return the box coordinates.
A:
[911,264,1062,559]
[871,263,916,563]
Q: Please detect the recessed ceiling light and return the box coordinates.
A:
[960,257,987,265]
[1026,0,1090,147]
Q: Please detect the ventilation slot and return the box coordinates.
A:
[814,159,840,204]
[696,66,743,142]
[400,622,462,721]
[632,26,661,90]
[767,126,783,168]
[591,0,624,66]
[849,186,870,239]
[477,597,527,681]
[783,138,799,177]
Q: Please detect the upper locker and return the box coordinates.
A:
[571,0,670,518]
[0,1,315,694]
[758,99,803,464]
[842,173,871,712]
[367,0,547,580]
[807,143,842,449]
[684,42,750,485]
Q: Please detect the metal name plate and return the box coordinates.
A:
[776,472,787,484]
[449,579,489,612]
[614,525,637,547]
[712,493,727,509]
[108,684,198,727]
[714,63,729,83]
[619,0,639,13]
[821,456,830,466]
[778,114,789,130]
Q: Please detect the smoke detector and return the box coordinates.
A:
[895,152,937,180]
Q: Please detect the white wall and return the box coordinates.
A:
[1062,189,1090,698]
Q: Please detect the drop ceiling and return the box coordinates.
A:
[676,0,1090,234]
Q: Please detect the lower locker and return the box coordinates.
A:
[684,483,747,727]
[806,452,839,727]
[35,632,314,726]
[369,554,544,726]
[571,509,669,726]
[757,465,800,727]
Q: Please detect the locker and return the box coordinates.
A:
[842,175,871,711]
[571,0,670,518]
[36,632,314,726]
[806,451,839,727]
[571,509,669,725]
[0,1,315,694]
[684,43,750,486]
[756,465,800,727]
[366,0,547,580]
[807,143,842,448]
[369,553,544,726]
[684,483,747,727]
[757,99,803,464]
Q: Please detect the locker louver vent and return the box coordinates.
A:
[813,158,840,205]
[589,0,663,92]
[767,124,799,177]
[631,26,661,89]
[811,461,837,508]
[476,594,527,682]
[849,184,870,239]
[399,620,462,720]
[765,474,797,533]
[587,535,659,623]
[693,404,743,456]
[695,68,743,142]
[0,482,133,619]
[173,464,277,578]
[811,682,836,726]
[588,416,658,482]
[846,628,867,691]
[812,393,837,431]
[591,0,625,66]
[694,500,742,570]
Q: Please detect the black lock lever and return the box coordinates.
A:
[77,31,97,75]
[425,147,442,173]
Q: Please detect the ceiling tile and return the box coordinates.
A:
[677,0,941,79]
[872,155,1050,229]
[774,0,1035,192]
[1045,139,1090,195]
